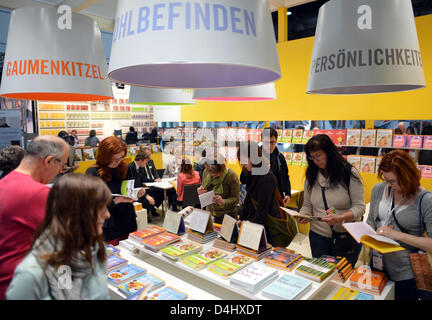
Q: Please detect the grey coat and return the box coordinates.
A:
[367,182,432,281]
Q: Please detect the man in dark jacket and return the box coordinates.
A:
[241,128,292,206]
[125,126,138,145]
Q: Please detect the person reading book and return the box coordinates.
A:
[6,174,111,300]
[197,155,240,224]
[295,134,366,267]
[367,150,432,300]
[86,137,145,245]
[0,136,69,300]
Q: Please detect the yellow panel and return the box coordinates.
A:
[181,15,432,121]
[278,7,288,43]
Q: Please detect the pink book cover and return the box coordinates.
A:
[422,136,432,149]
[407,135,423,149]
[392,135,406,148]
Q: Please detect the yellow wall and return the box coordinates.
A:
[181,15,432,121]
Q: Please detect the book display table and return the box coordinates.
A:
[115,235,337,300]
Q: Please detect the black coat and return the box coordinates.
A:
[127,160,160,185]
[240,170,281,226]
[85,166,137,241]
[125,131,138,145]
[240,147,291,197]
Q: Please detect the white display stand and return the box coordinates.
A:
[118,235,336,300]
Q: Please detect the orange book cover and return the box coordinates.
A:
[349,268,387,289]
[142,232,180,247]
[130,226,166,241]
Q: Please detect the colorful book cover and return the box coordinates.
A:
[292,129,304,144]
[264,248,302,268]
[181,249,227,270]
[407,135,423,149]
[107,264,147,285]
[106,244,120,256]
[284,152,293,165]
[301,153,308,167]
[117,273,165,296]
[346,155,361,172]
[276,129,283,142]
[107,254,128,271]
[302,130,314,144]
[331,130,346,146]
[230,263,278,286]
[82,148,95,161]
[361,129,376,147]
[360,156,376,173]
[262,274,312,300]
[142,232,180,248]
[148,286,188,300]
[376,129,393,147]
[281,129,293,143]
[330,287,374,300]
[160,242,202,259]
[421,166,432,179]
[423,136,432,149]
[130,226,166,242]
[346,129,361,146]
[210,254,254,274]
[392,135,406,148]
[291,153,303,167]
[375,156,383,174]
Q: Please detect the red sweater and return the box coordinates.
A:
[176,172,201,201]
[0,171,49,299]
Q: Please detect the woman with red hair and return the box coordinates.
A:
[86,137,144,245]
[367,150,432,300]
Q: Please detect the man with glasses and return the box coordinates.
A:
[0,136,69,299]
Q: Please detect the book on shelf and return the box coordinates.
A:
[147,286,188,300]
[349,267,387,295]
[117,273,165,297]
[319,255,354,283]
[332,130,347,146]
[330,286,374,300]
[107,264,147,285]
[141,232,181,252]
[180,248,227,271]
[280,207,322,222]
[392,135,406,148]
[208,253,254,278]
[295,257,336,283]
[423,136,432,149]
[229,263,279,294]
[107,254,128,272]
[346,129,361,146]
[346,155,361,172]
[360,156,376,173]
[106,244,120,256]
[263,247,303,272]
[376,129,393,147]
[261,274,312,300]
[160,241,203,260]
[407,135,423,149]
[129,226,166,244]
[292,129,303,144]
[361,129,376,147]
[342,221,405,254]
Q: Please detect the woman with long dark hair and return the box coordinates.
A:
[6,174,111,300]
[86,137,144,245]
[296,134,366,266]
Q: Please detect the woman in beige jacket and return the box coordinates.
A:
[296,134,366,267]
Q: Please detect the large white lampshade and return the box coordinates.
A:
[108,0,281,89]
[193,83,276,101]
[0,7,113,101]
[129,87,196,105]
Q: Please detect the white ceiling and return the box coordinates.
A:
[0,0,316,32]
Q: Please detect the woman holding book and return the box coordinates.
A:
[367,150,432,300]
[86,137,145,245]
[296,134,366,267]
[237,141,281,245]
[197,155,240,224]
[6,174,111,300]
[176,159,201,208]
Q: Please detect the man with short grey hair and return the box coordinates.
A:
[0,136,69,299]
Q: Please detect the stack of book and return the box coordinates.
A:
[147,286,188,300]
[106,244,120,256]
[160,241,203,261]
[295,257,336,283]
[213,236,237,252]
[117,273,165,297]
[186,229,217,244]
[129,226,166,245]
[141,232,181,252]
[330,287,374,300]
[263,247,303,272]
[320,255,354,283]
[107,264,147,286]
[261,274,312,300]
[349,268,387,295]
[207,253,254,279]
[181,249,227,271]
[107,254,128,272]
[229,263,279,294]
[236,243,272,260]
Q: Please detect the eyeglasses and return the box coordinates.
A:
[55,158,69,172]
[385,179,398,186]
[308,153,324,161]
